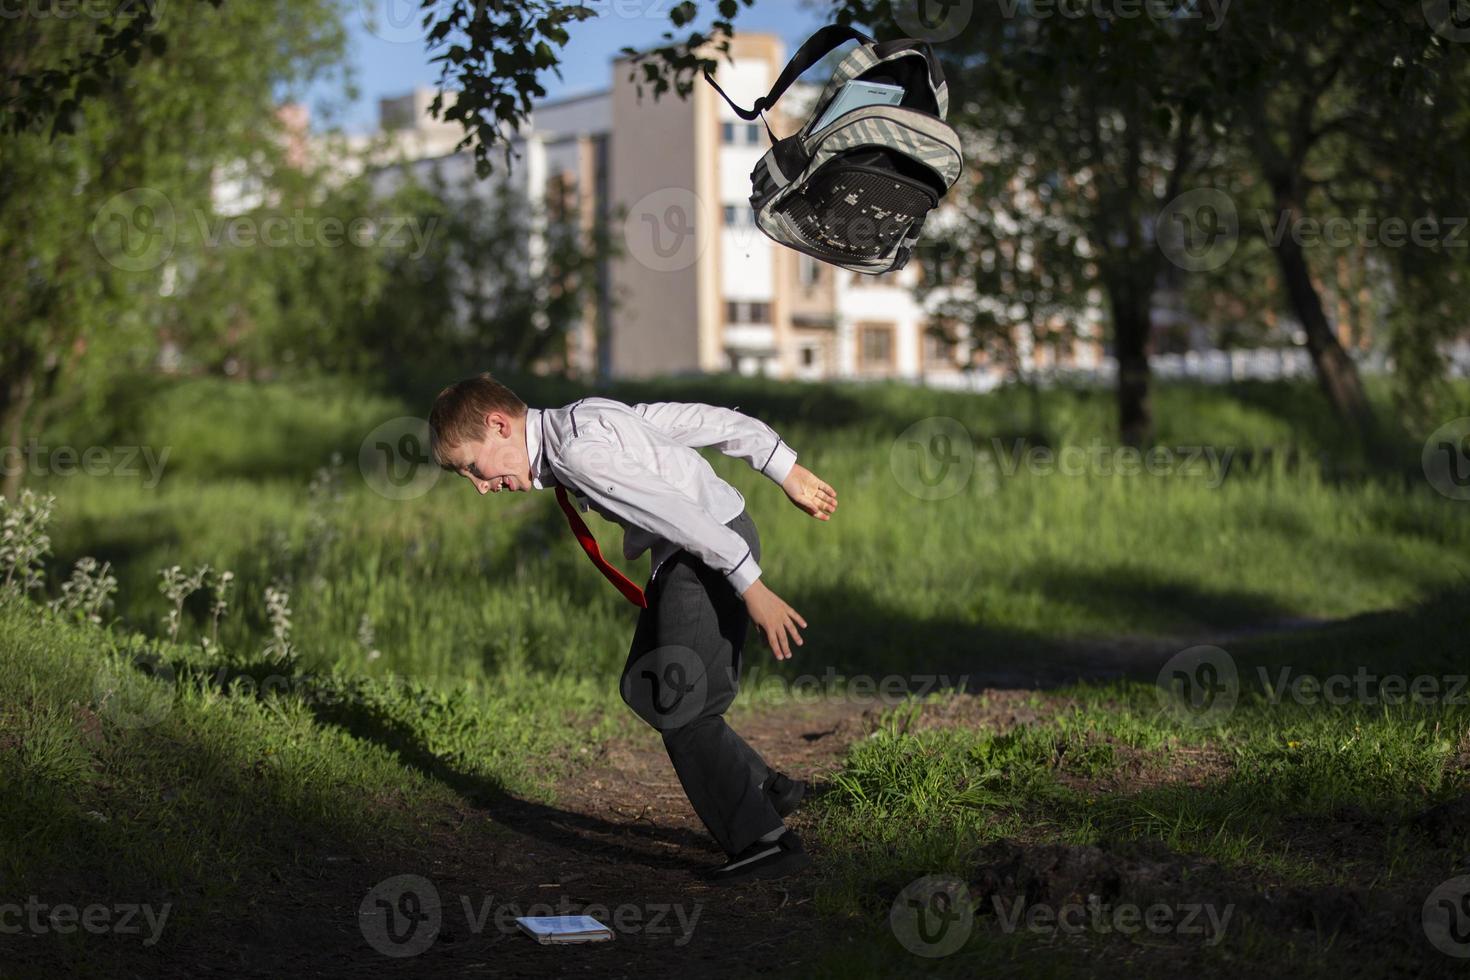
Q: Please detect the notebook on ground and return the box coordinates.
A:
[515,915,615,944]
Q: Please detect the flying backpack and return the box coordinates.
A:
[704,24,964,276]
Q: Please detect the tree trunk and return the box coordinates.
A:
[0,356,37,501]
[1268,181,1377,441]
[1108,275,1154,447]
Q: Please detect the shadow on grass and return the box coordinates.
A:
[785,572,1298,692]
[300,675,720,871]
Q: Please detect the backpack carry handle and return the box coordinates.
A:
[703,24,876,121]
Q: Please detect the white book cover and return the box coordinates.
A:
[515,915,615,945]
[811,80,906,132]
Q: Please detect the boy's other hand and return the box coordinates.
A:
[781,463,838,521]
[741,580,806,661]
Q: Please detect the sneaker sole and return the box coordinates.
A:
[706,849,811,886]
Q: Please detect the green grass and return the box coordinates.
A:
[7,370,1470,976]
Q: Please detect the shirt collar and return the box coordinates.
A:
[525,407,552,490]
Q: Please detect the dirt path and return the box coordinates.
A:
[57,697,880,980]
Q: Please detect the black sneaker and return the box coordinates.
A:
[765,772,808,818]
[705,830,810,885]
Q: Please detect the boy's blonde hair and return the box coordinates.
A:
[428,372,527,469]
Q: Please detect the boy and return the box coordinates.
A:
[428,373,839,883]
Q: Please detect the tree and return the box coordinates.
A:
[837,1,1220,445]
[0,1,347,498]
[1165,1,1470,442]
[4,0,763,178]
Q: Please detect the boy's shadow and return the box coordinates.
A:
[305,691,717,872]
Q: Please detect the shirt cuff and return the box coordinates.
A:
[760,440,798,486]
[726,551,762,597]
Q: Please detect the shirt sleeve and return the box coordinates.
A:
[554,436,763,596]
[632,401,798,486]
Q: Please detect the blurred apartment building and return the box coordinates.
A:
[350,33,1106,387]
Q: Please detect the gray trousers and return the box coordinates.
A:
[618,509,784,857]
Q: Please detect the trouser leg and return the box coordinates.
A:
[619,512,782,857]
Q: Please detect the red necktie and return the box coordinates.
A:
[554,486,647,608]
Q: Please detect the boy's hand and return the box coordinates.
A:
[741,580,806,661]
[781,463,838,521]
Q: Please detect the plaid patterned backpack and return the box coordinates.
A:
[705,24,964,276]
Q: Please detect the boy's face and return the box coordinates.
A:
[446,410,533,495]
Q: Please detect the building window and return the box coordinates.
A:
[798,254,822,287]
[859,323,894,369]
[723,204,755,227]
[923,327,958,370]
[725,300,772,324]
[800,346,817,367]
[721,122,736,144]
[746,123,762,145]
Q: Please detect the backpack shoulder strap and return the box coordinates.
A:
[703,24,875,121]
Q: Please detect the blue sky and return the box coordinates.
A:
[310,0,835,132]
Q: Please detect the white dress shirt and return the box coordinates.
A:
[524,397,798,596]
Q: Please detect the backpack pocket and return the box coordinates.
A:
[771,146,941,262]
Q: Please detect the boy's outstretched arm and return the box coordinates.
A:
[633,400,838,520]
